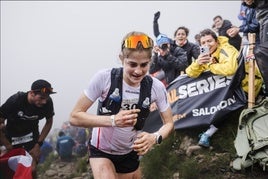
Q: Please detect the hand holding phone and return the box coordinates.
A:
[197,46,211,65]
[200,46,210,55]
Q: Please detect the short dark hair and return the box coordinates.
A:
[174,26,189,37]
[199,29,218,41]
[58,131,65,137]
[213,15,222,21]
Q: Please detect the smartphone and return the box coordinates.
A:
[200,46,210,54]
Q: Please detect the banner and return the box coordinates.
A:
[144,54,247,132]
[0,148,33,179]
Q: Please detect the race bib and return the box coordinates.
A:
[11,132,33,145]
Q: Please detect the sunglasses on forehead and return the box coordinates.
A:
[33,87,54,94]
[122,35,154,50]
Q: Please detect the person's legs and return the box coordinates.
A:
[89,144,140,178]
[90,157,117,179]
[204,124,218,137]
[198,124,218,147]
[118,167,141,179]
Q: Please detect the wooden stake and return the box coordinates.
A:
[247,33,256,108]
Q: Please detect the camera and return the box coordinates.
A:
[200,46,209,54]
[160,44,169,51]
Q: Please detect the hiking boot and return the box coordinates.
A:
[198,133,210,147]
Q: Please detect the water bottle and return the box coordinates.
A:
[142,97,150,109]
[108,88,121,106]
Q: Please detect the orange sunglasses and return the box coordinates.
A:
[122,35,154,50]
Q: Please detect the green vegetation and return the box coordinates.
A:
[38,109,268,178]
[140,109,268,179]
[37,152,58,174]
[37,153,90,178]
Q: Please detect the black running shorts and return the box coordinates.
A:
[89,144,139,173]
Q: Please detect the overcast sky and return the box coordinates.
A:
[1,1,242,130]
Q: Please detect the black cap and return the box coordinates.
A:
[31,79,56,95]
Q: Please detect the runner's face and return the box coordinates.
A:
[123,51,151,87]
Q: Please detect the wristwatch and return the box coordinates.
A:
[154,132,162,144]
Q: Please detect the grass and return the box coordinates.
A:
[37,153,89,178]
[38,108,268,179]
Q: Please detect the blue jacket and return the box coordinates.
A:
[56,135,75,158]
[239,2,260,43]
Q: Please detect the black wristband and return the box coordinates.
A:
[37,141,43,147]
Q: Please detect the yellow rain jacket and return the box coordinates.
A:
[242,61,263,97]
[186,36,262,97]
[186,36,238,77]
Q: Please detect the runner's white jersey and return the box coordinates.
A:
[84,68,169,155]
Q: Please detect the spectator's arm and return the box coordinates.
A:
[246,16,260,33]
[153,11,161,38]
[29,117,53,162]
[0,118,12,152]
[149,53,162,74]
[166,48,188,72]
[38,117,53,143]
[239,11,259,34]
[185,60,206,78]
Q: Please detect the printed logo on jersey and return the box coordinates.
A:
[125,90,139,94]
[17,111,39,120]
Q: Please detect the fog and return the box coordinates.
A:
[1,1,242,131]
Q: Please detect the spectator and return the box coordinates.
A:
[69,31,174,178]
[187,28,262,147]
[228,0,263,98]
[0,79,56,178]
[39,140,53,163]
[213,15,242,51]
[72,127,88,157]
[75,127,87,145]
[254,0,268,97]
[74,142,88,157]
[149,33,188,85]
[56,131,75,161]
[186,29,239,147]
[238,0,248,21]
[153,11,200,66]
[194,33,201,46]
[227,0,260,45]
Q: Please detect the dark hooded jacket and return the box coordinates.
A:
[218,19,242,51]
[150,45,188,84]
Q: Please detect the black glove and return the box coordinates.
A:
[154,11,160,22]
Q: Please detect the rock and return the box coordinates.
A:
[45,169,58,177]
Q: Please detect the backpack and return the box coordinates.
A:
[97,67,153,130]
[233,97,268,171]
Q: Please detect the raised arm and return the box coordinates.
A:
[153,11,161,38]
